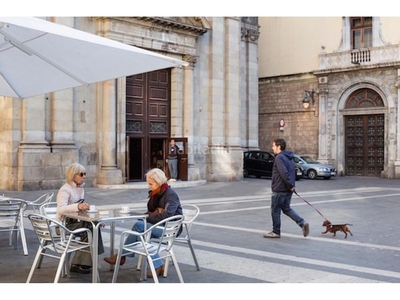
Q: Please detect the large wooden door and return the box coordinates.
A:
[126,69,170,181]
[345,114,384,176]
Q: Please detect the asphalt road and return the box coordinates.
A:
[1,175,399,298]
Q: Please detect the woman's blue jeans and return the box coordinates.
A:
[122,220,164,269]
[271,192,304,235]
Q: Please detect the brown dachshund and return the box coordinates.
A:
[321,220,353,238]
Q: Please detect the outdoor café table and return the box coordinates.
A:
[64,207,147,283]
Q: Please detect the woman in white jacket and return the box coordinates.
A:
[56,162,104,274]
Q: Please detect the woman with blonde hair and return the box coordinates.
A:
[56,163,104,274]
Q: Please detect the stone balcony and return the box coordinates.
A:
[318,44,400,70]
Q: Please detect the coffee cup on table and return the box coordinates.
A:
[89,205,96,211]
[121,206,129,212]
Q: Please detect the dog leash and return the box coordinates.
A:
[294,190,330,222]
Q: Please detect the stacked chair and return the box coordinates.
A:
[0,199,28,255]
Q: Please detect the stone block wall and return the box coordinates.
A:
[259,75,319,157]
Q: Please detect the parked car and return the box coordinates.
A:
[293,154,337,180]
[243,150,303,180]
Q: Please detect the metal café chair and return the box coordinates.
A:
[24,192,54,216]
[26,213,93,283]
[156,204,201,278]
[0,200,28,255]
[112,215,184,283]
[39,201,58,219]
[137,205,201,276]
[39,202,62,242]
[172,204,201,269]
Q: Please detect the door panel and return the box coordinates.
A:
[345,114,384,177]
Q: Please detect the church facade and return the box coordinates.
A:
[0,17,260,190]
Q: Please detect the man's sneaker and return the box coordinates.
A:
[263,231,280,238]
[70,264,91,274]
[302,222,309,237]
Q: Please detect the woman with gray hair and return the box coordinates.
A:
[104,168,183,278]
[56,162,104,274]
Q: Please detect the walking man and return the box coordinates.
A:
[264,138,309,238]
[166,139,179,181]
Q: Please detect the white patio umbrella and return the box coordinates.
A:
[0,17,188,99]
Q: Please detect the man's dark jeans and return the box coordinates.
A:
[270,192,305,235]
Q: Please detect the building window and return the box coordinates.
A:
[351,17,372,49]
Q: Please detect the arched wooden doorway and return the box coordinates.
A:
[344,88,384,176]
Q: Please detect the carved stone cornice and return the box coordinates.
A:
[135,17,208,35]
[92,17,199,56]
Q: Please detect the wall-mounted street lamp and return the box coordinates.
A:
[302,89,315,109]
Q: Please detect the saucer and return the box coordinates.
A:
[88,209,98,213]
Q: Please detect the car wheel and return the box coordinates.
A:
[307,169,317,179]
[243,169,249,178]
[323,176,331,180]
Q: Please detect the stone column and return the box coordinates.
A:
[317,79,330,164]
[47,89,79,187]
[97,79,123,185]
[394,70,400,178]
[171,67,184,137]
[207,17,227,181]
[241,23,260,150]
[17,94,51,190]
[182,55,200,180]
[46,17,78,188]
[225,17,242,180]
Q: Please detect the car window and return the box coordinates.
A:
[261,152,270,160]
[293,157,300,163]
[301,156,319,163]
[249,152,259,160]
